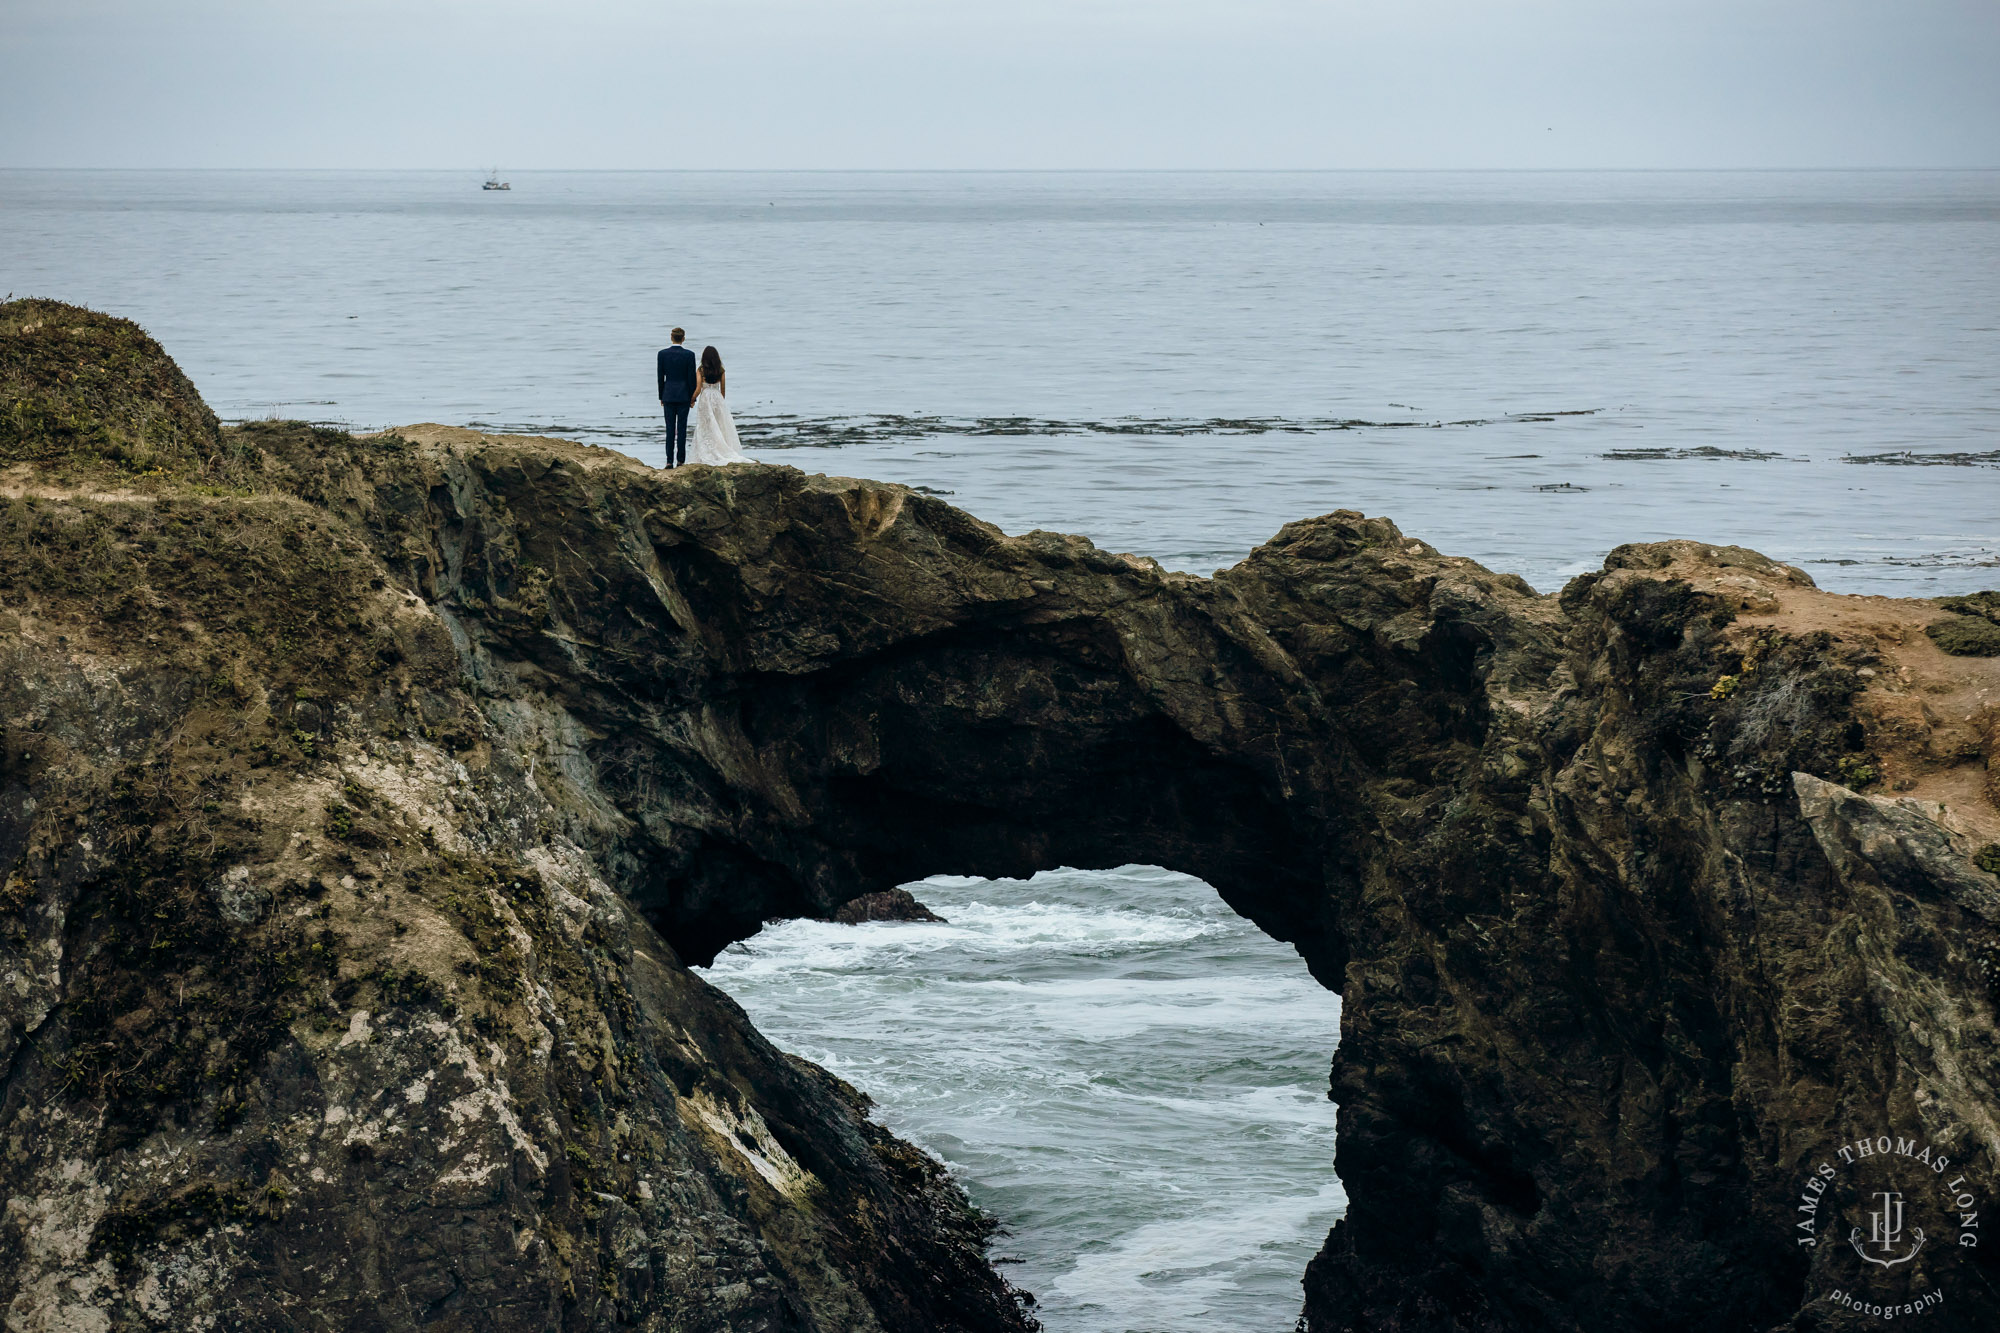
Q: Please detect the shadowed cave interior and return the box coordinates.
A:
[604,614,1347,984]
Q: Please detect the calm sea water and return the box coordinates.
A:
[2,170,1997,589]
[6,170,1998,1331]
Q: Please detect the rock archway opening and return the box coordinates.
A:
[603,602,1357,986]
[699,863,1346,1333]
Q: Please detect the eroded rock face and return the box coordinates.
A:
[4,302,2000,1331]
[0,305,1036,1333]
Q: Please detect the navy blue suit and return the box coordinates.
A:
[657,345,698,467]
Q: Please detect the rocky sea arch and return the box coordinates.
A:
[3,299,1998,1331]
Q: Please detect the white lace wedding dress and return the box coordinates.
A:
[688,384,750,465]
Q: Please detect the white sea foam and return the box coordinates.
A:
[703,865,1345,1332]
[1051,1181,1348,1332]
[711,903,1231,985]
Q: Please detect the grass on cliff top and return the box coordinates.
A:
[2,298,424,503]
[0,491,392,693]
[0,298,438,692]
[1928,591,2000,657]
[0,298,242,486]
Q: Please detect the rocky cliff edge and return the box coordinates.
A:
[4,299,1999,1331]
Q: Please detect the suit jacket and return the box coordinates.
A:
[657,346,698,404]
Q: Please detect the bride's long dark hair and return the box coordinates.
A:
[700,346,725,396]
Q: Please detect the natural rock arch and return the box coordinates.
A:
[353,432,2000,1333]
[366,432,2000,1330]
[4,302,1998,1332]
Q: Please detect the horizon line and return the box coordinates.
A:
[5,165,2000,175]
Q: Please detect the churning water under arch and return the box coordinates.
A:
[698,865,1345,1333]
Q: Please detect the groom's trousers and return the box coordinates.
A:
[662,400,691,467]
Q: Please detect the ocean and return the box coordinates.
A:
[5,168,1996,1331]
[4,170,1997,592]
[703,868,1343,1333]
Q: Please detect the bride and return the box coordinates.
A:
[687,345,750,465]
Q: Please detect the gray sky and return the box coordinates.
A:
[4,0,1997,169]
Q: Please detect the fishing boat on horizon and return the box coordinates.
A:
[482,169,511,191]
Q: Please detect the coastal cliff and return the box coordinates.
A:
[4,300,1999,1331]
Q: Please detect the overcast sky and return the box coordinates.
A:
[4,0,1997,169]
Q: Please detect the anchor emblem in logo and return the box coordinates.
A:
[1850,1191,1926,1269]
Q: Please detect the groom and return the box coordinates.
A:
[656,328,697,468]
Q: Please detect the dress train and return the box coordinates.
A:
[687,388,749,465]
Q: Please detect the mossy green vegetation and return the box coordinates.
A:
[1,298,237,484]
[0,493,387,693]
[1926,613,2000,657]
[54,786,345,1150]
[1926,590,2000,656]
[1939,590,2000,623]
[1835,754,1880,789]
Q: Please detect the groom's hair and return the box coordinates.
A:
[670,328,685,343]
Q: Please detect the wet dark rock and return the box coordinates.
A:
[5,303,2000,1332]
[832,889,947,924]
[1843,448,2000,467]
[1603,445,1786,461]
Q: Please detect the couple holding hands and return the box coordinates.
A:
[655,328,749,468]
